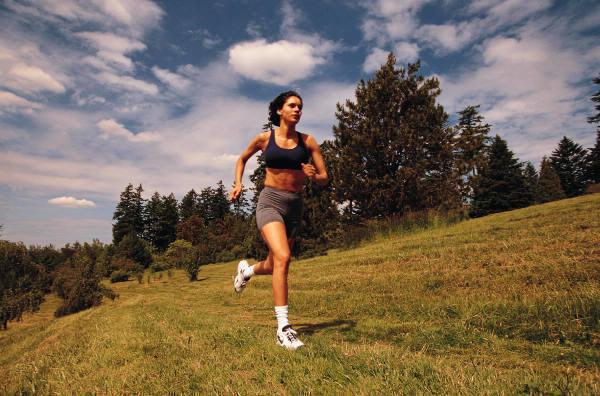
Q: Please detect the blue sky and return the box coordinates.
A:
[0,0,599,247]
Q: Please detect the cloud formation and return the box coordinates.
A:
[228,39,324,85]
[48,196,96,208]
[97,118,160,143]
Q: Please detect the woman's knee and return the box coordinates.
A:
[273,250,291,267]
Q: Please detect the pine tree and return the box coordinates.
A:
[179,189,199,221]
[550,137,589,197]
[586,130,600,184]
[143,192,163,248]
[142,192,178,252]
[454,105,492,202]
[211,181,231,220]
[331,54,457,221]
[535,156,566,203]
[198,186,214,223]
[232,185,250,219]
[469,135,530,217]
[588,73,600,126]
[522,161,538,205]
[158,193,179,251]
[112,184,142,245]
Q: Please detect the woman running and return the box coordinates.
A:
[229,91,328,350]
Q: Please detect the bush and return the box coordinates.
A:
[54,260,118,317]
[164,240,201,281]
[110,270,129,283]
[114,233,152,268]
[149,260,173,273]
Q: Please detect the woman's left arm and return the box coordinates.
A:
[301,135,329,186]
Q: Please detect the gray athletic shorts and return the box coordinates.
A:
[256,186,303,238]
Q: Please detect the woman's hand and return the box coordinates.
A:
[301,163,316,180]
[229,184,242,202]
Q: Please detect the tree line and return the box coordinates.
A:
[1,54,598,329]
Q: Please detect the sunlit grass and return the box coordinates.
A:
[1,194,599,394]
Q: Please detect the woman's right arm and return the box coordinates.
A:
[229,133,266,202]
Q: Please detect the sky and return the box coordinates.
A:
[0,0,599,247]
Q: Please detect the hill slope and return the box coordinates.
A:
[1,194,599,394]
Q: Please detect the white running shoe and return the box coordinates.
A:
[233,260,250,293]
[276,325,305,350]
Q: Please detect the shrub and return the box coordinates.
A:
[149,260,173,273]
[54,260,118,317]
[110,270,129,283]
[114,233,152,268]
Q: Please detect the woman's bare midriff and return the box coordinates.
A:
[264,168,306,193]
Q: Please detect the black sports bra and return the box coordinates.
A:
[264,129,310,170]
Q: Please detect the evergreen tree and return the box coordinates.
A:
[454,105,492,202]
[211,181,231,220]
[331,54,458,221]
[179,189,199,221]
[588,73,600,126]
[232,185,250,219]
[535,156,566,203]
[143,192,162,247]
[522,161,538,205]
[133,184,145,237]
[112,184,145,245]
[198,186,214,223]
[143,192,178,252]
[550,137,588,197]
[157,193,179,251]
[470,135,530,217]
[586,130,600,184]
[249,154,266,210]
[112,184,135,245]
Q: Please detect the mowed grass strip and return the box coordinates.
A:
[1,194,599,394]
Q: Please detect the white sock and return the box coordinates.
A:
[242,264,254,279]
[274,305,289,331]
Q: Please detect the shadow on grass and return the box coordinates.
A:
[295,319,356,335]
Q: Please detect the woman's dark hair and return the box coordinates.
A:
[268,90,303,126]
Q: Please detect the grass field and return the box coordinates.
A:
[1,194,599,394]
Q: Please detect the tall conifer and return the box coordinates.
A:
[535,156,566,203]
[550,137,588,197]
[469,135,529,217]
[113,184,144,245]
[179,189,199,221]
[522,161,538,205]
[331,54,457,221]
[454,105,491,202]
[586,130,600,184]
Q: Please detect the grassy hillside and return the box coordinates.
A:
[1,194,599,394]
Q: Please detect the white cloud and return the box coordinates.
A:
[438,23,595,163]
[96,72,159,95]
[0,91,42,113]
[361,0,432,45]
[5,0,164,37]
[76,31,146,72]
[6,63,66,94]
[228,39,325,85]
[418,0,552,53]
[363,48,390,73]
[97,118,160,143]
[395,42,420,63]
[48,196,96,208]
[151,66,191,92]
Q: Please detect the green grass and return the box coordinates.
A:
[1,194,599,394]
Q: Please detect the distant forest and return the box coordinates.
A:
[2,55,599,329]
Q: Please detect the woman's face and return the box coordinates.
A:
[277,96,303,125]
